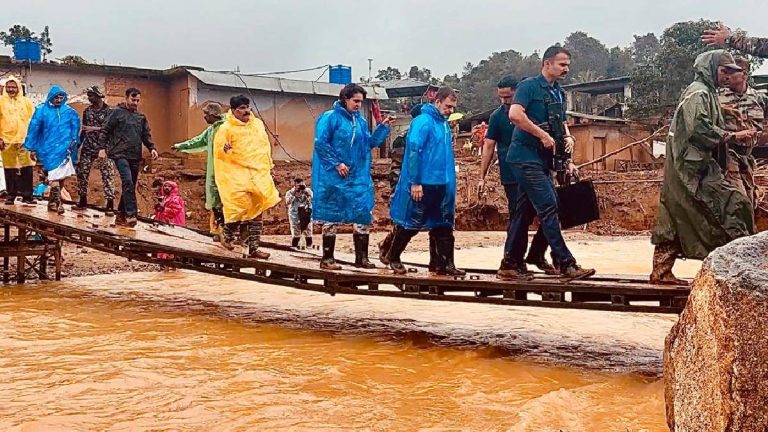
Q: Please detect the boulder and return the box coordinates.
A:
[665,232,768,431]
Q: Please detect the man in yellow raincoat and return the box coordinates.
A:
[0,75,36,204]
[213,95,280,259]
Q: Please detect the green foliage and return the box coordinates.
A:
[375,66,402,81]
[60,55,89,65]
[0,24,53,59]
[563,31,611,84]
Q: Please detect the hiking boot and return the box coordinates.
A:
[248,250,270,260]
[245,219,267,260]
[389,261,407,275]
[525,257,559,275]
[114,212,128,226]
[320,235,342,270]
[560,263,596,280]
[220,222,238,251]
[497,258,533,280]
[353,233,376,269]
[650,242,687,286]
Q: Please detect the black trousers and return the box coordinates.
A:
[4,167,34,200]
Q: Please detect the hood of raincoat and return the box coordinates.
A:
[163,180,180,197]
[22,85,81,171]
[45,85,69,106]
[694,50,725,91]
[0,74,35,144]
[0,75,23,101]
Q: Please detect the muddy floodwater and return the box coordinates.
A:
[0,236,698,431]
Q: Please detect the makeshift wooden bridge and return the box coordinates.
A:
[0,202,690,314]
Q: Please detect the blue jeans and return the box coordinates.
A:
[509,162,575,268]
[503,183,548,262]
[114,158,141,217]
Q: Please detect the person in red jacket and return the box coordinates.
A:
[154,180,186,263]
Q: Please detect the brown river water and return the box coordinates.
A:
[0,237,699,431]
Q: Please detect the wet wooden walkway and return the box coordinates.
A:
[0,202,690,314]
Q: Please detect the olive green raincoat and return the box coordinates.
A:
[651,50,754,260]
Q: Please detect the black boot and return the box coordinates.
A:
[245,219,269,260]
[305,236,313,248]
[105,199,115,216]
[291,237,300,248]
[435,231,466,277]
[387,226,416,275]
[428,232,438,273]
[353,233,375,269]
[320,235,342,270]
[220,222,238,251]
[74,195,88,210]
[378,230,394,265]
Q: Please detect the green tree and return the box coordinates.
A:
[631,33,661,65]
[563,31,611,82]
[0,24,53,59]
[60,55,89,65]
[606,46,634,77]
[375,66,402,81]
[407,66,439,85]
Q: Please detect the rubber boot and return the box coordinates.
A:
[353,233,375,269]
[378,230,394,265]
[105,199,115,216]
[428,232,438,273]
[320,235,342,270]
[650,242,687,286]
[387,226,416,275]
[74,195,88,211]
[245,219,269,260]
[220,222,238,251]
[305,236,313,248]
[291,237,300,249]
[435,231,466,276]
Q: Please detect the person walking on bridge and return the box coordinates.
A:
[213,95,280,260]
[0,75,36,205]
[386,87,465,276]
[651,50,756,285]
[22,85,80,214]
[172,102,226,240]
[74,86,116,214]
[311,83,394,270]
[102,87,159,228]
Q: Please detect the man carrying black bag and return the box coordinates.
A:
[285,177,314,249]
[505,46,596,280]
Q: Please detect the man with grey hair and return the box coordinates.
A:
[172,102,226,239]
[75,86,116,213]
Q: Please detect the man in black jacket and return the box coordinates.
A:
[103,87,158,227]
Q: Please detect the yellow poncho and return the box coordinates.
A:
[213,114,280,223]
[0,75,35,168]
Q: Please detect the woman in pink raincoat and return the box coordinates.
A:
[154,180,186,263]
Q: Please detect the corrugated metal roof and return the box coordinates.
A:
[188,70,387,99]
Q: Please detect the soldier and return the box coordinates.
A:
[702,24,768,58]
[651,50,756,285]
[718,57,768,208]
[74,86,116,214]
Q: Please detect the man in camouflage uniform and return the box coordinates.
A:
[703,24,768,57]
[74,86,116,214]
[718,57,768,208]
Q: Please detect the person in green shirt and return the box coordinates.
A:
[172,102,226,239]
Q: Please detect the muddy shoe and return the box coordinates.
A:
[525,258,559,275]
[219,237,235,251]
[650,273,689,287]
[497,267,533,281]
[248,250,270,260]
[437,265,466,277]
[560,263,596,280]
[114,213,128,226]
[320,258,342,270]
[389,261,407,275]
[125,216,138,228]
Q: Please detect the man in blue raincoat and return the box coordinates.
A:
[386,87,465,276]
[312,83,394,270]
[23,85,80,214]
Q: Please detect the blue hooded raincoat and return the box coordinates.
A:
[23,86,80,171]
[311,101,390,225]
[390,103,456,230]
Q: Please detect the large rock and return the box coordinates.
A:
[665,232,768,431]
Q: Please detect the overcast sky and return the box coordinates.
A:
[3,0,768,79]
